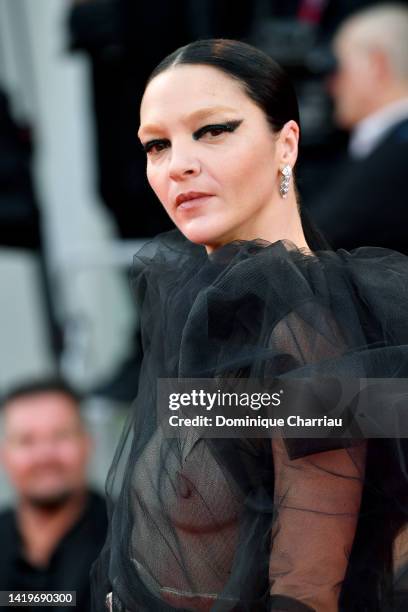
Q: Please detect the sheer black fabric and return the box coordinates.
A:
[91,230,408,611]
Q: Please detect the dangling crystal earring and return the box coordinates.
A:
[279,165,292,199]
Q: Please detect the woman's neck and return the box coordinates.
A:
[205,195,311,254]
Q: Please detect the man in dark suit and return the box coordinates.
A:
[308,4,408,253]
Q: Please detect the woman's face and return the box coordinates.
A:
[139,64,297,251]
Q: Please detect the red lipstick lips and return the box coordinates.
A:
[175,191,213,208]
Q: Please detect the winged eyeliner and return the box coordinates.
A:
[142,119,243,153]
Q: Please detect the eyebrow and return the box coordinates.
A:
[138,105,239,139]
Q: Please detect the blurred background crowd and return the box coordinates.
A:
[0,1,408,609]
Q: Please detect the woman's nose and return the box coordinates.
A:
[168,146,201,181]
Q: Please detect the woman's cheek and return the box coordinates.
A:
[146,164,155,191]
[147,166,166,206]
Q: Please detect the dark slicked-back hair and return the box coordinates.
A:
[147,38,300,134]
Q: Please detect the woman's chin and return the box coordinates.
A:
[178,219,228,250]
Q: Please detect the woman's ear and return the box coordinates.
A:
[277,120,299,168]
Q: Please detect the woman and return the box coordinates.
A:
[92,40,408,611]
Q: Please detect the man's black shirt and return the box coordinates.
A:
[0,490,107,612]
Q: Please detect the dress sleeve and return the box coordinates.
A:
[269,439,366,611]
[267,306,367,611]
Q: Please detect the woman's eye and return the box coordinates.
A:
[194,120,243,141]
[143,140,169,155]
[204,126,227,137]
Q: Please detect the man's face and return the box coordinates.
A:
[328,29,376,129]
[0,392,91,507]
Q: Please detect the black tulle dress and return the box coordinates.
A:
[91,230,408,612]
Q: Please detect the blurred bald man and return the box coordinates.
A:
[310,3,408,253]
[0,379,107,612]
